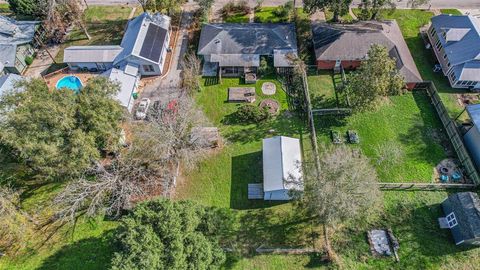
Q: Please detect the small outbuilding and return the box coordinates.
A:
[262,136,303,201]
[440,192,480,246]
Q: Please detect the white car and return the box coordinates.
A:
[135,98,150,120]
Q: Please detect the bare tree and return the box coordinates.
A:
[52,95,213,225]
[181,53,202,95]
[301,145,382,262]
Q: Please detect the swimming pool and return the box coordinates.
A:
[56,76,83,92]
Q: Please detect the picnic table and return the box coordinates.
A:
[228,87,256,103]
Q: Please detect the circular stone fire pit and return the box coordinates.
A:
[261,82,277,95]
[440,167,449,174]
[259,99,280,115]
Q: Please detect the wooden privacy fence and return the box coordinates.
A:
[416,82,480,186]
[378,182,476,190]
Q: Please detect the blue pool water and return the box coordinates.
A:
[56,76,83,92]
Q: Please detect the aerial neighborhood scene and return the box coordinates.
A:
[1,0,480,268]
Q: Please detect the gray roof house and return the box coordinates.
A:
[312,20,422,87]
[262,136,303,201]
[441,192,480,246]
[0,15,39,75]
[63,12,171,112]
[427,15,480,90]
[197,23,298,76]
[64,12,171,76]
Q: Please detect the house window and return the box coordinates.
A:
[446,212,458,228]
[143,65,155,72]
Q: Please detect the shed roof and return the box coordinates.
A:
[198,23,298,56]
[63,46,123,63]
[442,192,480,243]
[312,20,422,83]
[262,136,303,192]
[466,104,480,133]
[114,12,170,65]
[430,15,480,66]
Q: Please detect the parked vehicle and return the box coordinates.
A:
[135,98,151,120]
[347,130,359,144]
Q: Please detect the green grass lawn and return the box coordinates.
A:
[307,70,349,109]
[314,91,447,182]
[254,7,289,23]
[224,12,250,23]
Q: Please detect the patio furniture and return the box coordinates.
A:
[228,87,256,103]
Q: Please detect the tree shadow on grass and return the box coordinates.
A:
[37,229,116,270]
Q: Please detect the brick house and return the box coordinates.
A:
[312,20,422,90]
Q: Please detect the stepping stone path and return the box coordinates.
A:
[261,82,276,95]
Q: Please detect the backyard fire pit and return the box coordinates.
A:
[259,99,280,115]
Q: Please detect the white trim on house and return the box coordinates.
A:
[447,212,458,228]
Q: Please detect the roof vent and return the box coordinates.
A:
[214,39,221,44]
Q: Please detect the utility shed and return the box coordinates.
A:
[441,192,480,246]
[262,136,303,201]
[464,104,480,170]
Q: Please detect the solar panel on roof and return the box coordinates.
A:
[140,24,167,63]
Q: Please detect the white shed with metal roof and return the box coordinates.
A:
[262,136,303,201]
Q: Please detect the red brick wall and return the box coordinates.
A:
[317,60,362,70]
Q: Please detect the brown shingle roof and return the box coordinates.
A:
[312,20,422,83]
